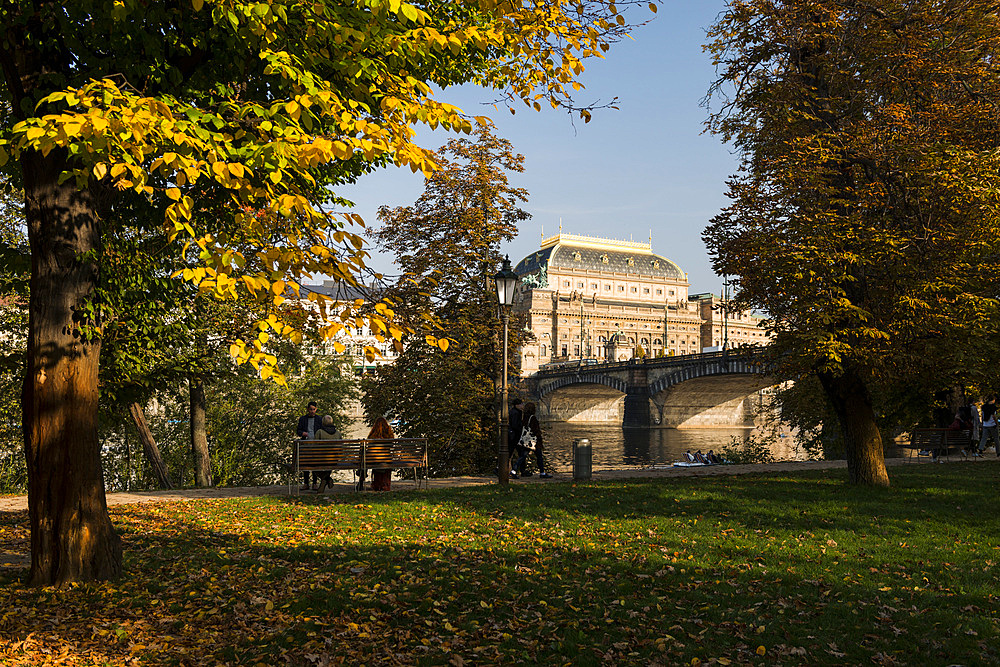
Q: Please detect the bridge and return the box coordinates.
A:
[522,349,775,428]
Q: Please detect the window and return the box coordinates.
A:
[604,284,611,291]
[643,288,650,294]
[631,287,638,293]
[540,344,547,356]
[591,283,598,289]
[618,285,625,292]
[563,280,570,287]
[577,281,584,288]
[561,345,568,356]
[574,345,580,355]
[668,290,675,296]
[656,289,662,295]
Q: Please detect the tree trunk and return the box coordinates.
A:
[189,375,213,487]
[818,367,890,487]
[128,402,173,490]
[22,148,122,585]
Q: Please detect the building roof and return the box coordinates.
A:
[514,233,685,281]
[301,280,371,302]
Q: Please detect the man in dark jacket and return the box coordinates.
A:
[507,398,524,479]
[295,401,320,490]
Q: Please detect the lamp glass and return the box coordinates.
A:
[493,256,519,307]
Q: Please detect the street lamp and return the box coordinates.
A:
[494,255,519,487]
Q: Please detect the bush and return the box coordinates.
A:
[719,434,776,465]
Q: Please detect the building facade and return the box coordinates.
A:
[512,233,769,375]
[689,292,771,351]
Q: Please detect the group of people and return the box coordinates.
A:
[942,395,1000,458]
[685,449,723,465]
[507,398,552,479]
[297,397,553,489]
[295,401,396,492]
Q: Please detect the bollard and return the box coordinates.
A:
[572,438,592,481]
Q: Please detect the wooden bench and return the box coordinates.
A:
[291,438,428,492]
[900,429,971,462]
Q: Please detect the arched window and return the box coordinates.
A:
[540,344,547,357]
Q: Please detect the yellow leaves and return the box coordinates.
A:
[165,187,181,201]
[756,645,766,656]
[424,335,451,351]
[192,0,204,9]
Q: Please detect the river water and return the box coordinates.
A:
[537,423,809,472]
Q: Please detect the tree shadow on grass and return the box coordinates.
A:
[1,470,997,665]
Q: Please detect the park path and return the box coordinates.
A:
[0,455,975,514]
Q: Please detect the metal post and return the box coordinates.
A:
[722,276,730,362]
[498,310,510,487]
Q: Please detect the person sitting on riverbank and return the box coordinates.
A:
[706,450,722,465]
[694,450,710,464]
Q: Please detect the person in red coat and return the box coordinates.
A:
[367,417,396,491]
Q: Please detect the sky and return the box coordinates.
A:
[336,1,736,296]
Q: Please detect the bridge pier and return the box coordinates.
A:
[622,364,651,428]
[622,388,651,427]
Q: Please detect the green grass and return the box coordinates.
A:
[1,463,999,665]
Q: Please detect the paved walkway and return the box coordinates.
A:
[1,455,980,514]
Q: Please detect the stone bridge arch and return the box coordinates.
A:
[648,359,773,428]
[526,352,775,427]
[534,374,628,423]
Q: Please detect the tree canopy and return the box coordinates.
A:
[704,0,1000,485]
[363,125,530,475]
[0,0,651,584]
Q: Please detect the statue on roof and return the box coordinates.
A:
[521,264,548,289]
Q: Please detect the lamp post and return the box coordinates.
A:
[494,255,519,487]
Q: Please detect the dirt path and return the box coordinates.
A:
[0,456,962,514]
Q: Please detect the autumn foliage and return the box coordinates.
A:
[0,0,652,583]
[704,0,1000,485]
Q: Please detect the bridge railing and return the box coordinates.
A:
[534,347,764,377]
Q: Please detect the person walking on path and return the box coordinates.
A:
[507,398,525,479]
[980,396,999,456]
[295,401,321,491]
[512,402,552,479]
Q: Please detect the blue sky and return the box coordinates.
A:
[336,1,735,295]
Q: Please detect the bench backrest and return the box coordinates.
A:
[294,438,427,472]
[909,428,971,447]
[294,439,364,470]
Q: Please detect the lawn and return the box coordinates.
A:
[1,463,998,665]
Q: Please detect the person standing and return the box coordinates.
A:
[979,396,998,456]
[512,401,552,478]
[295,401,321,491]
[507,398,525,479]
[969,399,982,448]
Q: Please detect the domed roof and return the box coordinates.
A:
[514,233,684,281]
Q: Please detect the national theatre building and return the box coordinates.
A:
[512,233,768,375]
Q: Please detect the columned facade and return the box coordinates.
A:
[514,233,704,374]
